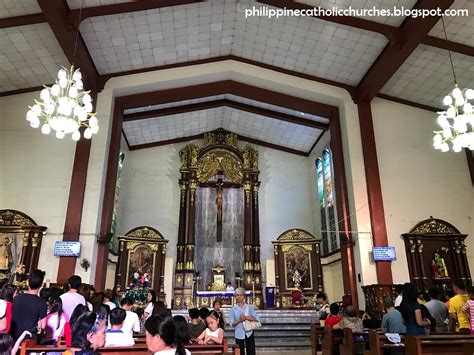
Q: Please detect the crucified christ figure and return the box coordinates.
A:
[215,181,224,242]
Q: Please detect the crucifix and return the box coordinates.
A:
[215,179,224,242]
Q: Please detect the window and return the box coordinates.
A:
[110,152,125,253]
[316,150,339,254]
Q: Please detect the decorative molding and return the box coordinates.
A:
[409,217,460,235]
[0,210,37,227]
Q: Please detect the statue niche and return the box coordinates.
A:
[402,217,471,291]
[272,229,323,308]
[115,226,168,298]
[0,209,46,287]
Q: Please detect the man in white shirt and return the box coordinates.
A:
[226,282,235,292]
[105,308,135,347]
[120,297,140,336]
[60,275,86,318]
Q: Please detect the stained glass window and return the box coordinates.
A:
[316,150,339,254]
[316,159,328,254]
[110,152,125,253]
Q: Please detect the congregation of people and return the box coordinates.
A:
[315,279,474,337]
[0,271,260,355]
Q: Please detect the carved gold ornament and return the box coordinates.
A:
[277,229,319,242]
[242,145,259,170]
[197,152,243,184]
[179,143,199,168]
[411,218,457,234]
[0,210,36,227]
[126,227,164,240]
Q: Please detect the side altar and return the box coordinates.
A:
[272,229,323,308]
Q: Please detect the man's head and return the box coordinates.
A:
[188,308,200,320]
[383,296,394,310]
[428,288,440,300]
[120,297,134,311]
[109,308,126,328]
[453,280,466,294]
[199,307,210,320]
[316,292,327,305]
[68,275,82,290]
[394,284,403,295]
[28,269,46,290]
[329,303,339,316]
[346,305,358,317]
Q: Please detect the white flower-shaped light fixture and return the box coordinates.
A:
[432,16,473,153]
[433,85,474,152]
[26,66,98,141]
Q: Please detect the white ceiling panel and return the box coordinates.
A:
[0,23,70,93]
[80,1,234,74]
[380,44,474,109]
[296,0,417,26]
[428,0,474,47]
[0,0,41,19]
[124,93,330,124]
[233,3,388,86]
[123,106,322,152]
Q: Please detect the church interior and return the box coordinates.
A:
[0,0,474,353]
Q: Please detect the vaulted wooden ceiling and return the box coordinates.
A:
[1,0,473,155]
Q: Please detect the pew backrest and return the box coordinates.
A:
[405,334,474,355]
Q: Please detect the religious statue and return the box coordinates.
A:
[431,250,449,279]
[292,269,302,289]
[0,236,12,271]
[215,183,223,223]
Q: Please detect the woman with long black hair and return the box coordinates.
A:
[145,315,189,355]
[399,283,431,335]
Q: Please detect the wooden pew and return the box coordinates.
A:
[405,334,474,355]
[339,328,368,355]
[463,342,474,355]
[311,322,325,355]
[321,325,344,355]
[20,337,236,355]
[363,330,405,355]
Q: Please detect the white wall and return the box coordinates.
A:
[372,98,474,283]
[0,91,76,281]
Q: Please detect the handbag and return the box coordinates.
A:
[242,304,261,332]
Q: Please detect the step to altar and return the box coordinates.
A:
[172,309,318,350]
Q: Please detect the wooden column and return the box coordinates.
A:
[95,102,123,290]
[243,178,253,290]
[185,179,197,271]
[251,181,263,308]
[357,102,393,285]
[29,232,43,274]
[329,109,358,306]
[57,90,95,282]
[176,179,188,271]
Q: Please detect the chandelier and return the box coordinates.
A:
[25,0,98,141]
[433,18,474,152]
[26,66,98,140]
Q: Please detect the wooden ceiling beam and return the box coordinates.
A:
[0,13,46,28]
[258,0,401,44]
[37,0,100,91]
[117,80,336,118]
[123,98,329,130]
[67,0,203,24]
[356,0,454,102]
[422,36,474,57]
[126,130,310,156]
